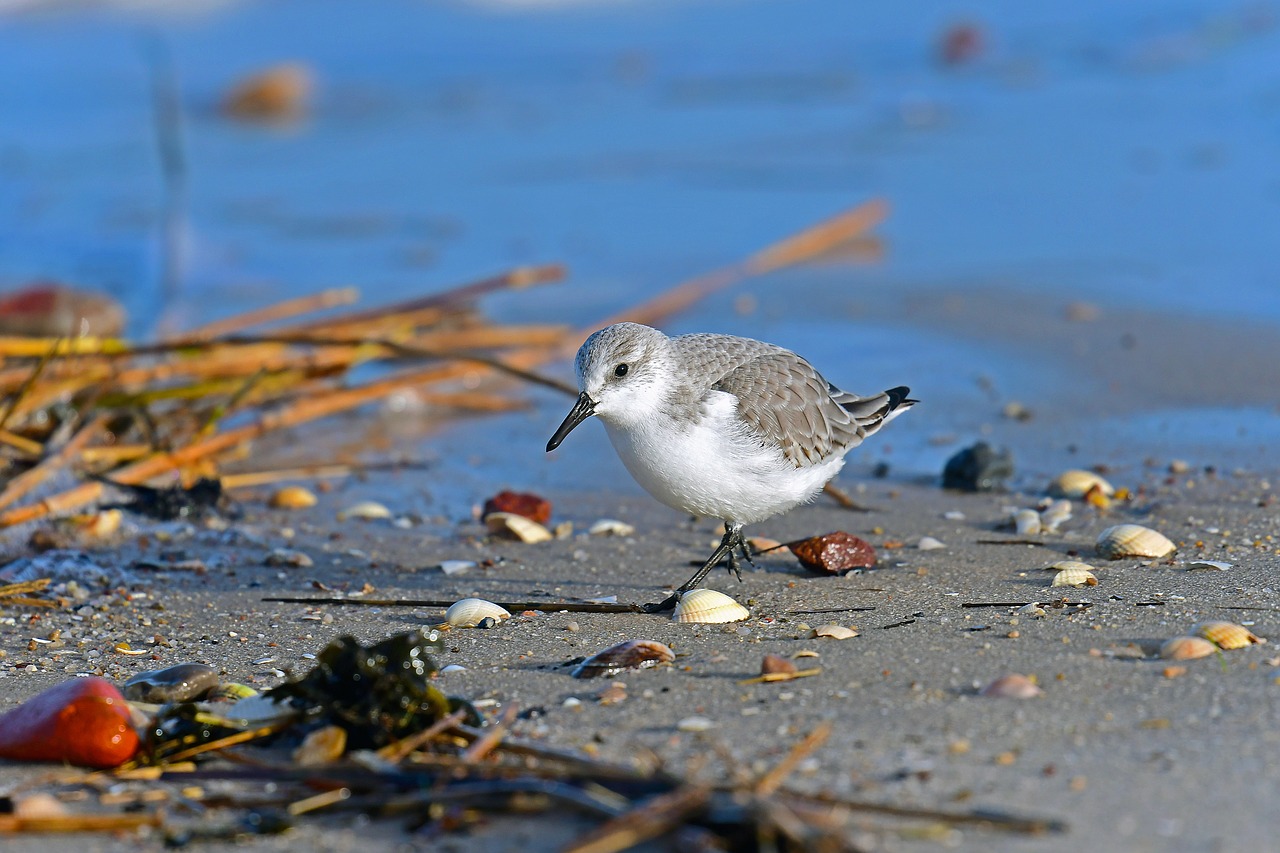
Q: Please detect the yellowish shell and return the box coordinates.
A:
[1013,508,1041,535]
[1096,524,1176,559]
[1159,636,1217,661]
[1051,567,1097,588]
[484,511,553,543]
[672,589,750,624]
[1049,469,1115,499]
[270,486,317,509]
[445,598,511,628]
[292,725,347,766]
[337,500,391,521]
[811,624,859,640]
[588,518,636,536]
[1193,621,1264,650]
[1045,559,1096,573]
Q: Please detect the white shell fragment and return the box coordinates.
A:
[1185,560,1231,572]
[1013,508,1041,535]
[484,511,553,543]
[588,518,636,537]
[811,624,859,640]
[672,589,750,624]
[1096,524,1176,559]
[1051,566,1097,588]
[1038,499,1073,532]
[444,598,511,628]
[337,501,392,521]
[1049,469,1115,499]
[1045,559,1096,574]
[917,536,946,551]
[437,560,475,576]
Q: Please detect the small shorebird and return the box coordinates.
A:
[547,322,915,610]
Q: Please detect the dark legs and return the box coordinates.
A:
[644,522,753,613]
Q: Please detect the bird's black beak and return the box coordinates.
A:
[546,392,596,452]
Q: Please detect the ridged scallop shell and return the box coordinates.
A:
[1096,524,1175,559]
[484,511,553,543]
[1045,559,1096,574]
[445,598,511,628]
[672,589,750,624]
[1193,621,1264,650]
[1013,508,1041,535]
[1051,566,1097,588]
[1159,636,1217,661]
[1049,469,1114,499]
[571,639,675,678]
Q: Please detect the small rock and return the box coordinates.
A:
[482,490,552,525]
[265,548,313,568]
[942,442,1013,492]
[789,531,876,573]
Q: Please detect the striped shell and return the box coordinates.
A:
[485,511,553,543]
[672,589,750,624]
[1045,559,1096,574]
[572,640,674,678]
[1051,566,1097,588]
[1013,508,1041,535]
[1159,636,1217,661]
[1049,469,1115,499]
[1193,621,1264,650]
[444,598,511,628]
[1096,524,1176,559]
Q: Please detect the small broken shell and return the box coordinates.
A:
[1049,469,1114,499]
[571,639,675,679]
[270,486,317,509]
[1038,499,1072,532]
[293,725,347,766]
[1051,566,1097,588]
[672,589,750,624]
[588,518,635,537]
[760,654,797,676]
[1013,508,1041,535]
[917,536,945,551]
[1159,636,1218,661]
[1193,621,1264,650]
[811,624,858,640]
[484,511,553,543]
[445,598,511,628]
[1096,524,1176,559]
[979,673,1042,699]
[337,501,392,521]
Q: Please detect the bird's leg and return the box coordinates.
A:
[643,523,745,613]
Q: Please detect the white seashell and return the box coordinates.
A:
[1017,602,1047,617]
[1051,566,1097,588]
[672,589,750,624]
[437,560,475,576]
[445,598,511,628]
[1096,524,1176,559]
[1013,508,1041,535]
[337,501,392,521]
[1045,559,1096,573]
[1038,499,1073,532]
[484,511,553,543]
[588,518,635,537]
[811,624,859,640]
[979,673,1042,699]
[1048,469,1115,499]
[1185,560,1231,571]
[917,536,945,550]
[676,716,716,732]
[1159,636,1217,661]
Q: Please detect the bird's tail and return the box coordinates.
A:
[830,384,916,440]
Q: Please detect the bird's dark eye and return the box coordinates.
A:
[614,363,629,378]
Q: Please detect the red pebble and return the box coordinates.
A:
[0,677,139,769]
[482,490,552,525]
[788,531,877,573]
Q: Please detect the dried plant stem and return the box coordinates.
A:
[178,286,360,340]
[0,414,108,510]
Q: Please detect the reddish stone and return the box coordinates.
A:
[0,283,125,338]
[0,677,139,769]
[482,490,552,525]
[788,531,877,574]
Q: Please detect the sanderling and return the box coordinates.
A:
[546,322,915,610]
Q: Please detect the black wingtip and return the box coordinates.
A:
[885,386,917,410]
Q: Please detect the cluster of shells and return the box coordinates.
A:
[1009,498,1073,535]
[1161,622,1266,660]
[1045,560,1098,588]
[1048,469,1115,506]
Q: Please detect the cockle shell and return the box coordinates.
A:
[1159,636,1218,661]
[484,511,553,543]
[1051,566,1097,588]
[1049,469,1115,499]
[1045,559,1096,574]
[672,589,750,624]
[979,673,1043,699]
[1013,509,1041,535]
[444,598,511,628]
[571,639,675,679]
[1193,621,1265,650]
[1096,524,1176,559]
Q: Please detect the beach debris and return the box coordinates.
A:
[1185,560,1231,571]
[482,490,552,525]
[1045,559,1096,574]
[676,716,716,732]
[101,476,224,520]
[0,549,133,588]
[1168,459,1190,474]
[1096,524,1176,559]
[207,683,259,703]
[484,511,553,543]
[739,654,822,685]
[942,442,1013,492]
[337,500,392,521]
[265,547,313,568]
[444,598,511,628]
[595,681,627,705]
[123,662,220,703]
[1159,636,1218,661]
[221,62,313,120]
[1017,602,1048,617]
[979,673,1042,699]
[1038,499,1073,532]
[748,535,783,553]
[672,588,750,624]
[1012,508,1041,535]
[1051,566,1097,588]
[937,21,987,65]
[292,725,347,766]
[811,624,858,640]
[1193,621,1265,650]
[1048,469,1114,500]
[917,536,945,550]
[436,559,475,576]
[0,677,139,768]
[571,639,675,679]
[588,518,636,536]
[269,485,317,509]
[0,282,125,337]
[788,531,876,573]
